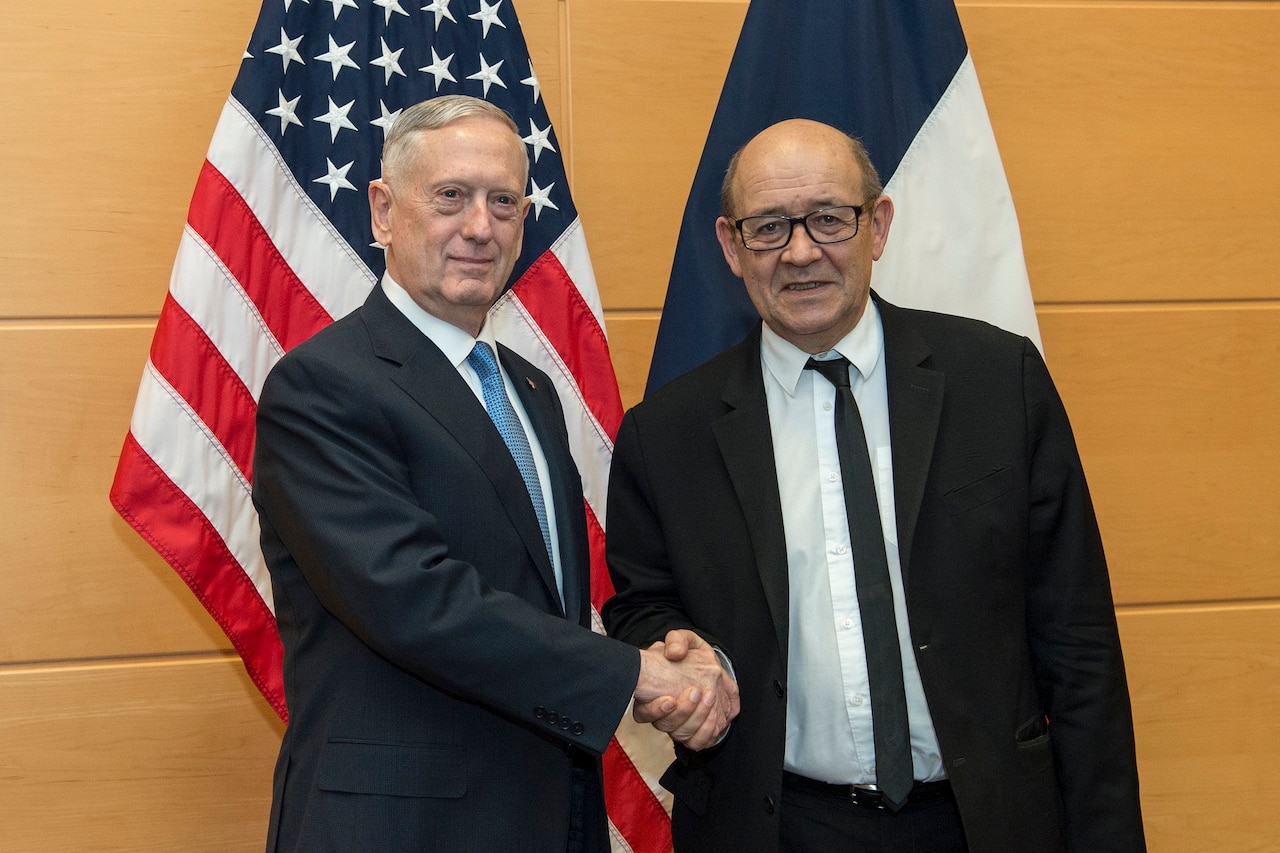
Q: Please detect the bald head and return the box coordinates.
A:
[720,119,883,220]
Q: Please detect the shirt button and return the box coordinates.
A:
[828,472,839,482]
[853,694,866,706]
[823,401,833,412]
[836,545,848,555]
[843,618,853,629]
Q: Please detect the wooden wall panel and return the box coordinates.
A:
[1118,604,1280,852]
[0,324,230,662]
[568,1,747,310]
[604,312,662,410]
[0,1,260,319]
[1040,304,1280,606]
[961,3,1280,304]
[0,656,283,852]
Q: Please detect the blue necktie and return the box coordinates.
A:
[807,355,914,811]
[467,342,555,574]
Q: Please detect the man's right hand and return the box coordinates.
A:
[633,630,740,750]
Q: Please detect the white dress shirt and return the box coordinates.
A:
[761,302,944,785]
[381,275,565,602]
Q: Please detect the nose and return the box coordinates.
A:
[780,220,822,265]
[459,198,494,242]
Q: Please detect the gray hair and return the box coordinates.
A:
[381,95,527,187]
[719,128,884,218]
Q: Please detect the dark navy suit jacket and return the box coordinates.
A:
[254,283,638,852]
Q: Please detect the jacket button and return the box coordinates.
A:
[534,706,547,720]
[763,796,776,814]
[773,680,784,698]
[571,722,585,736]
[547,711,560,726]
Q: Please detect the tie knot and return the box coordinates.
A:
[805,356,852,390]
[467,340,500,379]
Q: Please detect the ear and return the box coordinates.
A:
[369,180,393,247]
[868,195,894,262]
[715,216,746,278]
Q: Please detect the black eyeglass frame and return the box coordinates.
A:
[732,202,876,252]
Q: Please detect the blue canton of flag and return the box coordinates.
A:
[235,0,573,283]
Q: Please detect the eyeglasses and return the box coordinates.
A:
[732,203,873,251]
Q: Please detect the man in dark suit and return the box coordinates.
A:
[604,118,1145,852]
[252,95,737,853]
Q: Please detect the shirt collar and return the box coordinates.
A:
[381,273,497,369]
[760,299,884,396]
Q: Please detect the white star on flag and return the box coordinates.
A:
[373,0,409,24]
[520,61,540,104]
[314,158,357,200]
[419,47,457,90]
[316,34,360,80]
[523,119,556,163]
[467,53,506,97]
[325,0,358,19]
[469,0,507,38]
[315,96,357,141]
[266,28,305,72]
[266,90,304,135]
[371,37,406,84]
[527,177,559,220]
[422,0,456,31]
[371,100,402,136]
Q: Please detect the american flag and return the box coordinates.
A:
[108,1,671,850]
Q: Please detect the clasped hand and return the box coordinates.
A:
[633,629,740,751]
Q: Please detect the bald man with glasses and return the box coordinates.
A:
[604,118,1145,853]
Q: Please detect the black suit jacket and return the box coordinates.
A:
[253,284,639,852]
[604,295,1144,853]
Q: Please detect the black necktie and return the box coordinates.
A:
[806,356,914,811]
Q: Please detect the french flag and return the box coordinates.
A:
[647,0,1041,395]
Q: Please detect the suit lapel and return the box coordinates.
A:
[877,296,945,581]
[710,327,791,660]
[360,287,565,615]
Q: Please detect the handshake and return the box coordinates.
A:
[633,629,741,751]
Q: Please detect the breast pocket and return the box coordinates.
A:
[941,466,1013,517]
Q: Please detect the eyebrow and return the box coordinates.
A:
[744,200,849,217]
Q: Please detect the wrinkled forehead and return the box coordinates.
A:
[731,130,865,213]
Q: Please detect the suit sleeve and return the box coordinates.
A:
[602,409,706,649]
[253,346,638,754]
[1021,340,1146,851]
